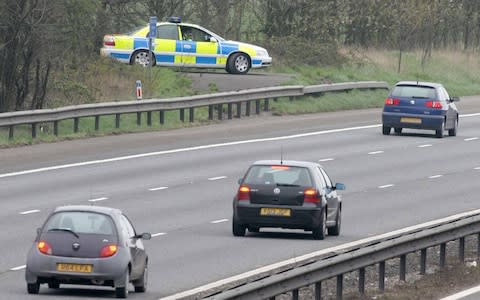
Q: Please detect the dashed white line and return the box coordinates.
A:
[418,144,432,148]
[19,210,40,215]
[368,151,384,155]
[429,175,443,179]
[149,186,168,191]
[10,265,26,271]
[88,197,108,202]
[208,176,227,181]
[211,219,229,224]
[475,167,480,170]
[319,158,335,162]
[378,184,394,189]
[151,232,167,238]
[464,137,479,141]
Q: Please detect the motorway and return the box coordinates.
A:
[0,96,479,299]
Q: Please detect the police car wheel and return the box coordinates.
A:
[132,50,155,67]
[228,53,250,74]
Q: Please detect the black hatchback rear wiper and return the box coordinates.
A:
[276,183,301,187]
[48,228,79,238]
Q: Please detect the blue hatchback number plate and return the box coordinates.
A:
[400,117,421,124]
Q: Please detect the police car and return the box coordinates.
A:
[100,17,272,74]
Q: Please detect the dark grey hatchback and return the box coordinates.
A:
[233,160,345,240]
[25,205,151,298]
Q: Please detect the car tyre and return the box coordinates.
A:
[27,282,40,294]
[312,210,327,240]
[48,282,60,289]
[133,262,147,293]
[232,217,246,236]
[435,121,445,138]
[394,128,402,135]
[448,119,458,136]
[131,50,155,67]
[328,209,341,236]
[382,125,391,135]
[115,269,129,298]
[227,53,250,75]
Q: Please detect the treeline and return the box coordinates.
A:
[1,0,480,112]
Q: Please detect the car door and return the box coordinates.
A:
[153,24,182,66]
[318,167,340,222]
[179,25,219,67]
[119,214,145,279]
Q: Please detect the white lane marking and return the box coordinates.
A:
[159,208,480,300]
[465,137,479,141]
[211,219,228,224]
[88,197,108,202]
[319,158,335,162]
[428,175,443,179]
[2,112,480,180]
[418,144,432,148]
[378,184,394,189]
[440,285,480,300]
[475,167,480,170]
[368,151,384,155]
[10,265,26,271]
[19,209,40,215]
[149,186,168,191]
[0,124,381,179]
[208,176,227,181]
[151,232,167,238]
[460,113,480,118]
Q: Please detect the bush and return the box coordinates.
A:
[265,36,345,67]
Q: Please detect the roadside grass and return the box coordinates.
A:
[47,58,193,108]
[0,108,213,147]
[273,48,480,97]
[271,89,387,115]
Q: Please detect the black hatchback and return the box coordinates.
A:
[232,160,345,240]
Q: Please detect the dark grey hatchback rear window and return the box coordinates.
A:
[244,165,312,187]
[44,212,116,235]
[391,85,436,98]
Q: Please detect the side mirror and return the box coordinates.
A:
[334,183,346,191]
[238,178,243,184]
[450,96,460,102]
[209,36,217,43]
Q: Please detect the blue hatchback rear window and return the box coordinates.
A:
[391,85,436,98]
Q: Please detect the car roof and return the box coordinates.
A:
[53,205,121,216]
[395,81,443,88]
[252,160,320,168]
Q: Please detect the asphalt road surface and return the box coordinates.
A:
[0,96,479,299]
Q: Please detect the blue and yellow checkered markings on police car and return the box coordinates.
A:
[133,39,148,49]
[153,39,181,64]
[196,56,217,64]
[111,53,130,60]
[219,43,239,55]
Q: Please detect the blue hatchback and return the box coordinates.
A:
[382,81,459,138]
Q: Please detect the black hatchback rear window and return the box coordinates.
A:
[243,165,312,187]
[391,85,436,98]
[44,212,116,235]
